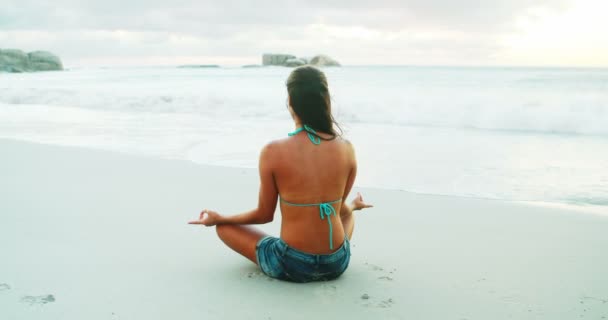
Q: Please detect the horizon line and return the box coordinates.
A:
[63,64,608,70]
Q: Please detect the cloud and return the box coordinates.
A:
[2,0,605,66]
[1,0,568,33]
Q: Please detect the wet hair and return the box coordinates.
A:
[286,66,342,140]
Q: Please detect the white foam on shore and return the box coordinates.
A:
[1,66,608,209]
[2,67,608,135]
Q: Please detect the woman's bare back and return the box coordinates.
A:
[188,66,372,282]
[268,132,356,254]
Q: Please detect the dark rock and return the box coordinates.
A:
[262,53,297,66]
[0,48,63,72]
[310,54,341,67]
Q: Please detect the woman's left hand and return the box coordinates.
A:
[351,192,373,211]
[188,209,222,226]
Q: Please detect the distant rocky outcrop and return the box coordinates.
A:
[0,49,63,73]
[262,53,340,67]
[0,49,29,73]
[284,58,307,67]
[262,54,297,66]
[28,51,63,71]
[309,54,340,67]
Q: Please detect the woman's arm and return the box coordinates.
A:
[339,142,372,217]
[189,143,279,226]
[340,141,357,217]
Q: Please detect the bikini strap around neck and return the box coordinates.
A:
[288,124,321,145]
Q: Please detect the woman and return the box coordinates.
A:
[188,66,372,282]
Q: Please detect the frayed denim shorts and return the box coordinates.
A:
[255,236,351,283]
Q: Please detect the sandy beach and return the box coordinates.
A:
[1,138,607,320]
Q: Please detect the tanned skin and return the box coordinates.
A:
[188,107,372,264]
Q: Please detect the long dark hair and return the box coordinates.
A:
[286,66,342,140]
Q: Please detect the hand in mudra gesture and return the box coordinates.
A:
[188,209,221,226]
[351,192,373,211]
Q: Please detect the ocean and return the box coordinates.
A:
[1,66,607,212]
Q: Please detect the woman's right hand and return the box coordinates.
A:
[351,192,373,211]
[188,209,222,226]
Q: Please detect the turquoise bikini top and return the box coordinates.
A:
[287,124,321,145]
[282,125,342,250]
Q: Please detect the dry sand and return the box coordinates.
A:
[1,139,607,319]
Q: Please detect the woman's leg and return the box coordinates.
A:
[215,224,268,264]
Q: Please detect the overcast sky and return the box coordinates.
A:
[1,0,607,67]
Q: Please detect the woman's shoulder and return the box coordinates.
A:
[262,137,291,149]
[336,136,353,145]
[336,136,355,152]
[259,138,291,158]
[260,139,282,154]
[262,135,354,153]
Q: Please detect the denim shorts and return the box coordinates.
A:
[255,236,351,283]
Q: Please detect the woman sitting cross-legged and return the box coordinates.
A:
[188,66,373,282]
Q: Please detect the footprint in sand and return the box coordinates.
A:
[20,294,55,306]
[358,293,396,308]
[364,262,384,272]
[364,262,396,281]
[246,271,275,281]
[377,298,395,308]
[0,283,11,291]
[358,263,397,308]
[578,296,608,318]
[313,283,338,299]
[246,271,263,279]
[581,295,608,304]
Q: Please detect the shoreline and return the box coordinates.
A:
[2,66,607,209]
[1,138,608,319]
[1,137,605,216]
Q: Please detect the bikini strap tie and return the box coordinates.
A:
[319,202,338,250]
[279,199,341,250]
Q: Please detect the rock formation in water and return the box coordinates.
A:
[309,54,340,67]
[284,58,307,67]
[262,54,297,66]
[0,49,63,73]
[262,53,340,67]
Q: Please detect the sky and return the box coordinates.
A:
[1,0,607,67]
